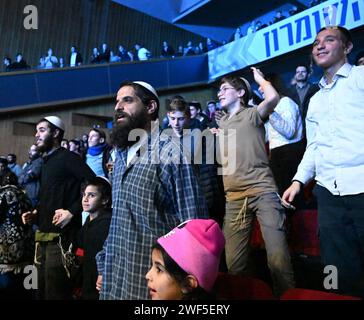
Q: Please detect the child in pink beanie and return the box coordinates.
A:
[145,219,225,300]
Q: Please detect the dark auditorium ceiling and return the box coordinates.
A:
[112,0,309,42]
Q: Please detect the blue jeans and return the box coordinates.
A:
[223,192,295,296]
[314,185,364,297]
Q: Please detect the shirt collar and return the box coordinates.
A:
[319,63,352,88]
[126,120,159,167]
[235,106,249,115]
[43,147,61,162]
[296,82,309,90]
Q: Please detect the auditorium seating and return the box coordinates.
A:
[250,209,320,257]
[290,209,320,256]
[215,272,275,300]
[280,288,361,300]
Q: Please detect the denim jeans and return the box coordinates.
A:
[314,185,364,297]
[34,241,73,300]
[223,192,295,296]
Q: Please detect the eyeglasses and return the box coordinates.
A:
[217,87,235,95]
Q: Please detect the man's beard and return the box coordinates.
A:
[110,109,149,149]
[36,134,54,153]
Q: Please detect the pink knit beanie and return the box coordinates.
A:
[157,219,225,292]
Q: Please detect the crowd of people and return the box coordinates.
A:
[2,2,333,74]
[233,1,329,40]
[1,25,364,301]
[2,37,220,73]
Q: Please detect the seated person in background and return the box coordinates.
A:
[69,46,83,67]
[37,56,46,69]
[160,95,185,130]
[160,41,175,58]
[3,56,13,72]
[246,21,256,34]
[44,48,58,69]
[288,5,300,16]
[7,153,22,179]
[175,45,184,57]
[61,139,69,150]
[233,27,242,41]
[189,101,209,130]
[135,43,151,61]
[272,10,286,24]
[183,41,195,56]
[81,134,89,154]
[59,58,65,68]
[206,38,217,51]
[203,100,218,128]
[86,128,113,178]
[255,20,268,31]
[195,42,207,55]
[12,53,29,71]
[69,139,84,159]
[117,45,133,62]
[109,51,121,63]
[289,64,319,142]
[75,177,112,300]
[146,219,225,300]
[99,43,110,63]
[90,48,100,64]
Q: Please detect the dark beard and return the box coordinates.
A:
[36,134,54,153]
[110,109,149,149]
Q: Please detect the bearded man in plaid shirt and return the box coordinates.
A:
[96,81,208,299]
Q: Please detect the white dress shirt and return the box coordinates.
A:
[293,64,364,195]
[70,52,77,67]
[137,48,150,61]
[265,96,303,149]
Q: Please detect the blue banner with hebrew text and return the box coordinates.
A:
[208,0,364,81]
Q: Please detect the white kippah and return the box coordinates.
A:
[239,77,252,100]
[96,175,111,186]
[44,116,65,131]
[133,81,159,100]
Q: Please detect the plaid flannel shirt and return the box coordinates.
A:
[96,129,208,299]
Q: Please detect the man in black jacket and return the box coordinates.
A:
[290,65,319,141]
[11,53,29,71]
[22,116,95,300]
[69,46,83,67]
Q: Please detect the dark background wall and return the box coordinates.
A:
[0,0,205,68]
